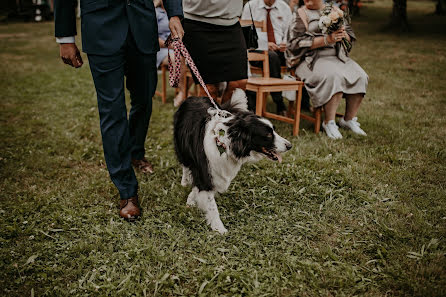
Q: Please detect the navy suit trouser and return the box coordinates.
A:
[88,30,157,199]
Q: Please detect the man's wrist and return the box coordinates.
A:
[56,36,75,44]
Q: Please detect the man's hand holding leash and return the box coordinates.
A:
[169,16,184,39]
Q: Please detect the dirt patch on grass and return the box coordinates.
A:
[0,33,28,39]
[0,53,26,61]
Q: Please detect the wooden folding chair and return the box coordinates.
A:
[241,19,305,136]
[245,48,304,136]
[182,66,199,100]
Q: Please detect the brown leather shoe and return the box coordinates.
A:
[119,197,141,221]
[131,158,154,174]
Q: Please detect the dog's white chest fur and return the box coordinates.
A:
[203,116,242,193]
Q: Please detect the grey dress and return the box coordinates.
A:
[286,8,368,108]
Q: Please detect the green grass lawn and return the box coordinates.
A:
[1,1,445,296]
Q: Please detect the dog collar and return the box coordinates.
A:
[216,136,227,155]
[213,123,230,156]
[207,107,232,119]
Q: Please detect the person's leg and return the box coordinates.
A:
[198,83,219,100]
[268,50,286,114]
[87,52,138,200]
[344,93,363,120]
[246,62,257,110]
[246,90,257,111]
[268,50,281,79]
[321,92,344,139]
[323,92,343,123]
[339,93,367,136]
[221,79,247,103]
[125,32,157,162]
[301,86,311,111]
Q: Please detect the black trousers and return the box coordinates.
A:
[87,30,157,199]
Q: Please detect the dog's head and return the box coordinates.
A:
[225,89,292,162]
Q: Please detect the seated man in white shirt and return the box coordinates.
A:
[242,0,292,115]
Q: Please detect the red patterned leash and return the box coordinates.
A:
[164,35,220,110]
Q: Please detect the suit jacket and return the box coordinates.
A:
[54,0,183,55]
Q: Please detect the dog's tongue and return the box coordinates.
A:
[261,147,282,163]
[273,151,282,163]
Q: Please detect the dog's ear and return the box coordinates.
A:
[228,117,252,158]
[226,88,249,112]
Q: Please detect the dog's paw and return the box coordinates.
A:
[181,167,192,187]
[186,193,196,207]
[186,187,198,206]
[186,199,196,207]
[210,220,228,234]
[213,226,228,235]
[181,173,192,187]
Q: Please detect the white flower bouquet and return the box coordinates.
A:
[319,1,352,52]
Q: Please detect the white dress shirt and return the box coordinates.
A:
[56,36,75,43]
[242,0,292,45]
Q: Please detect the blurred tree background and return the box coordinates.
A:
[1,1,444,23]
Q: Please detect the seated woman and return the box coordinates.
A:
[286,0,368,139]
[155,0,188,107]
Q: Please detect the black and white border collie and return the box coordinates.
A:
[174,89,292,234]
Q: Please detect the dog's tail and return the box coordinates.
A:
[222,88,249,112]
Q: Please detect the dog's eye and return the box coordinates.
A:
[267,133,272,138]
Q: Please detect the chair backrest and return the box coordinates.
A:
[240,19,270,78]
[239,19,267,32]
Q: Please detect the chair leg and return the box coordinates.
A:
[182,74,188,100]
[162,65,167,104]
[255,91,263,116]
[262,92,267,114]
[314,107,322,134]
[292,85,303,136]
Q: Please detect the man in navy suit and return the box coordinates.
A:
[54,0,184,220]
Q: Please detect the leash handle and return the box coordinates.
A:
[165,35,219,110]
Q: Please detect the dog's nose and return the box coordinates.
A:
[286,142,292,151]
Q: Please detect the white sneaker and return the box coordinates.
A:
[322,120,343,139]
[339,117,367,136]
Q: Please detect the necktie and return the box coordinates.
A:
[266,8,276,44]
